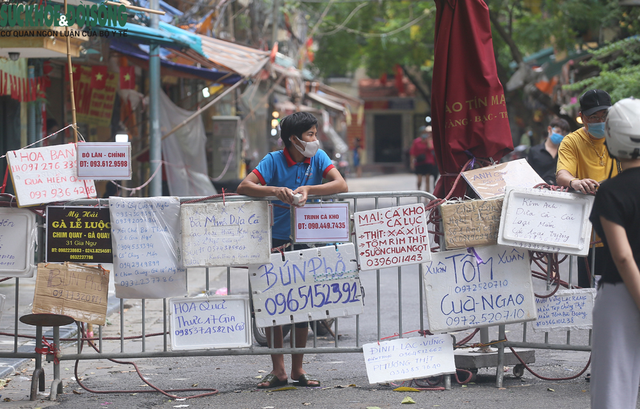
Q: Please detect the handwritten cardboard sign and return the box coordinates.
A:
[76,142,132,180]
[0,208,37,278]
[292,203,350,243]
[423,245,537,333]
[498,187,595,256]
[362,335,456,384]
[110,197,187,299]
[533,288,596,332]
[170,295,252,350]
[462,159,544,199]
[46,206,113,263]
[354,204,431,271]
[249,243,363,328]
[180,201,271,267]
[6,144,97,207]
[32,262,110,325]
[440,198,503,250]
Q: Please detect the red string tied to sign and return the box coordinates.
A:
[35,337,60,364]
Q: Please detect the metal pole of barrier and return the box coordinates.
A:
[206,267,210,292]
[569,255,574,288]
[227,267,231,294]
[99,325,103,353]
[354,197,360,348]
[496,324,506,388]
[163,299,168,352]
[142,300,146,352]
[396,198,402,338]
[334,319,339,347]
[14,278,19,352]
[419,264,424,332]
[375,197,381,342]
[77,324,82,354]
[120,299,125,352]
[522,322,527,342]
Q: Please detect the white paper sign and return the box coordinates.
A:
[423,245,537,333]
[110,197,187,299]
[249,243,363,328]
[362,335,456,384]
[0,208,37,277]
[180,201,271,267]
[533,289,596,332]
[292,203,350,243]
[77,142,132,180]
[6,144,97,207]
[354,203,431,271]
[170,295,252,350]
[498,187,595,256]
[462,159,544,199]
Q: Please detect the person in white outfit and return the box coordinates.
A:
[589,97,640,408]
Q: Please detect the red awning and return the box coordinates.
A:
[431,0,514,199]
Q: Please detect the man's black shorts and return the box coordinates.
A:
[415,164,439,176]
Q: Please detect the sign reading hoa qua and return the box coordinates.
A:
[0,3,128,30]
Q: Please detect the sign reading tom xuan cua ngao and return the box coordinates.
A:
[46,206,113,263]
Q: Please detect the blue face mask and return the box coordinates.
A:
[587,122,606,139]
[550,132,564,145]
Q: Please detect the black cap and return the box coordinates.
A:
[579,89,612,116]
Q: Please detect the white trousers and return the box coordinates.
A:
[591,282,640,409]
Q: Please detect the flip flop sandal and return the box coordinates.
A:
[292,374,320,387]
[257,373,288,389]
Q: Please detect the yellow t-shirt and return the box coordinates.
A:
[556,127,619,182]
[557,127,619,247]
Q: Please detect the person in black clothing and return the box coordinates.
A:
[526,117,570,184]
[589,97,640,408]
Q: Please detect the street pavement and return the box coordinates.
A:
[0,172,636,408]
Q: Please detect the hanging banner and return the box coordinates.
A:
[46,206,113,263]
[110,197,187,299]
[74,65,117,127]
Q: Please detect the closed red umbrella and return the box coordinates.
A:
[431,0,513,199]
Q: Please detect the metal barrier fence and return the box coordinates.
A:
[0,191,594,396]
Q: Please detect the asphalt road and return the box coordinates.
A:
[1,173,636,408]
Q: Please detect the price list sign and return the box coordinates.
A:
[7,144,97,207]
[46,206,113,263]
[354,203,431,271]
[110,197,187,299]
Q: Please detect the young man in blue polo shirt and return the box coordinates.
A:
[237,112,348,388]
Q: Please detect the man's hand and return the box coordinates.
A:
[292,186,310,206]
[274,187,295,204]
[571,178,599,194]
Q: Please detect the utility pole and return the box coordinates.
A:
[149,0,162,196]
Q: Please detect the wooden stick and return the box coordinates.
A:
[105,1,166,15]
[65,0,78,144]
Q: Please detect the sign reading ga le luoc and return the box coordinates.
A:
[440,197,503,250]
[6,144,97,207]
[498,187,595,256]
[32,262,110,326]
[362,335,456,384]
[423,245,537,333]
[76,142,132,180]
[180,201,271,267]
[354,203,431,271]
[292,202,350,243]
[0,208,37,278]
[169,295,252,350]
[249,243,363,328]
[46,206,113,264]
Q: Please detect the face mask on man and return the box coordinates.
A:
[550,132,565,145]
[587,122,606,139]
[293,136,320,157]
